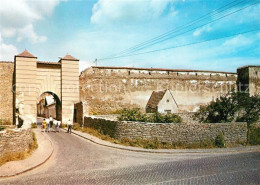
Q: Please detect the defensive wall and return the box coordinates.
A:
[80,66,238,115]
[84,116,248,144]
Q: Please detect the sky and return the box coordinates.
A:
[0,0,259,72]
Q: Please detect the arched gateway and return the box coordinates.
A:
[14,50,79,127]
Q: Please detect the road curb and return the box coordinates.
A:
[0,130,54,178]
[64,128,260,154]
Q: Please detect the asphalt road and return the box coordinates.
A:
[1,124,259,185]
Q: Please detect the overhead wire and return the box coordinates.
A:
[98,0,258,61]
[98,29,260,61]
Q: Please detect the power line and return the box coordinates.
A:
[103,0,247,59]
[98,29,260,61]
[99,0,258,60]
[106,1,259,59]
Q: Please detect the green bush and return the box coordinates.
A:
[215,133,226,148]
[31,123,37,129]
[194,91,260,124]
[248,127,260,145]
[118,108,182,123]
[85,117,117,138]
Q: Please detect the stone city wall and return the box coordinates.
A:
[0,128,33,158]
[84,116,247,144]
[0,62,14,124]
[80,67,237,115]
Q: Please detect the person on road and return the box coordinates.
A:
[42,119,47,132]
[57,120,61,133]
[67,119,73,134]
[46,118,50,132]
[49,115,53,130]
[53,119,58,133]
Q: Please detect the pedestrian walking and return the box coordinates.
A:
[67,119,73,134]
[57,120,61,133]
[46,118,50,132]
[53,119,58,133]
[49,115,53,130]
[42,119,47,132]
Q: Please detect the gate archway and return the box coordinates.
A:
[14,50,79,127]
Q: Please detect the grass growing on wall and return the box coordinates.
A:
[0,119,12,125]
[0,132,38,166]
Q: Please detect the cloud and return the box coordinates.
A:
[193,25,212,37]
[91,0,176,25]
[0,0,63,43]
[222,35,254,47]
[0,33,18,60]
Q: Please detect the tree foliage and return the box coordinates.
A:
[194,91,260,124]
[118,108,182,123]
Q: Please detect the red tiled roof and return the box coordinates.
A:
[37,61,61,65]
[92,66,236,74]
[146,90,167,109]
[16,50,36,58]
[62,54,79,61]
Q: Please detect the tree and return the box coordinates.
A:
[195,91,260,124]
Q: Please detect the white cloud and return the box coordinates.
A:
[0,0,63,43]
[193,25,212,37]
[0,33,18,60]
[222,35,253,47]
[91,0,176,25]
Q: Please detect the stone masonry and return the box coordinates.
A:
[84,116,248,144]
[0,128,33,158]
[0,62,14,124]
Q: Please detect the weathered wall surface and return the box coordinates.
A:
[0,129,33,158]
[0,62,14,124]
[80,67,237,115]
[116,122,247,144]
[84,116,247,144]
[249,66,260,96]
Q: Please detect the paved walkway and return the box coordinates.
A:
[0,129,53,177]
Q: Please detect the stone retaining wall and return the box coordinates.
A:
[0,128,33,158]
[116,122,247,144]
[84,116,248,144]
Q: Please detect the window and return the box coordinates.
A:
[255,71,258,76]
[165,110,171,114]
[166,99,170,103]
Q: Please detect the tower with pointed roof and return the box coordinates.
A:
[60,54,80,122]
[15,50,37,126]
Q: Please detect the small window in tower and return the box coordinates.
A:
[255,71,258,76]
[166,99,170,102]
[128,71,131,75]
[149,72,151,75]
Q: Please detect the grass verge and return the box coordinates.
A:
[0,132,38,166]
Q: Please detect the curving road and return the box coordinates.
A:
[0,122,259,185]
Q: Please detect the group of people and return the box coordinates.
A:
[41,116,73,134]
[42,116,61,133]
